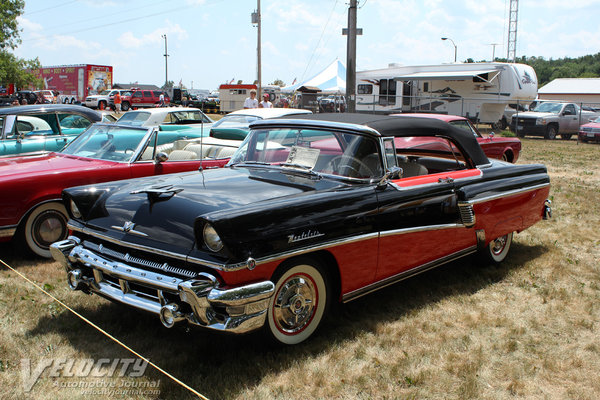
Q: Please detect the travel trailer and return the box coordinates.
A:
[356,62,537,124]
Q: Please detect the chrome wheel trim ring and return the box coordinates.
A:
[272,273,318,335]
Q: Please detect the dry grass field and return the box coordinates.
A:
[0,137,598,399]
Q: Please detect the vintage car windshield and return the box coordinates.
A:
[212,115,261,129]
[228,127,384,180]
[166,110,213,124]
[448,120,480,137]
[532,102,564,113]
[61,124,150,162]
[116,111,152,126]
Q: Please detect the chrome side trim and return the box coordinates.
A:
[379,223,464,238]
[342,245,478,303]
[0,225,17,238]
[458,203,476,227]
[464,183,550,205]
[187,231,381,271]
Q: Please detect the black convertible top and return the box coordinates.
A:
[252,113,490,166]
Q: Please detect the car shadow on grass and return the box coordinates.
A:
[25,242,547,400]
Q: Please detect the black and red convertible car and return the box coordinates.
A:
[51,114,551,345]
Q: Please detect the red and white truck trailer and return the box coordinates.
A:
[32,64,113,104]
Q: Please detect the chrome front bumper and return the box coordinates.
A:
[51,237,274,334]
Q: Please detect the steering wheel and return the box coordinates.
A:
[327,155,374,178]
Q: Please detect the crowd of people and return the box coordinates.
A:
[243,89,274,109]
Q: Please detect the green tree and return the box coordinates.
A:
[161,80,174,90]
[0,0,42,89]
[270,79,286,87]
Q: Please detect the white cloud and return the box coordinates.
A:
[17,16,43,32]
[118,22,188,49]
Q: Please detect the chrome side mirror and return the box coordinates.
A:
[489,132,495,139]
[155,152,169,163]
[377,166,402,188]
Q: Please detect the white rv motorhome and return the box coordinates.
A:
[356,62,537,124]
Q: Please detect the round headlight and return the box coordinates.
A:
[203,224,223,252]
[70,199,82,218]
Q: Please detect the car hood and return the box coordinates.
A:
[514,112,555,119]
[0,153,117,180]
[66,166,350,259]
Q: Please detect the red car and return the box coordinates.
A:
[394,113,522,163]
[0,123,238,257]
[579,117,600,143]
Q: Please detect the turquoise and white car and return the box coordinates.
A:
[0,104,102,157]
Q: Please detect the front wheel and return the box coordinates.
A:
[266,258,329,345]
[545,125,557,140]
[481,232,513,264]
[23,202,68,258]
[121,101,130,111]
[560,134,572,140]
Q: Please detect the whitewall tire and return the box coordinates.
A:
[267,259,329,345]
[24,202,68,258]
[486,232,513,263]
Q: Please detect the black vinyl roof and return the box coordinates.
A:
[253,113,490,166]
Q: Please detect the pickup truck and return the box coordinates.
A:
[511,101,600,140]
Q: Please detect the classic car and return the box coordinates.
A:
[0,123,240,257]
[0,104,103,157]
[210,108,312,140]
[578,116,600,143]
[394,113,521,163]
[116,107,214,132]
[51,114,551,345]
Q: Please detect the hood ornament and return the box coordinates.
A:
[111,221,148,237]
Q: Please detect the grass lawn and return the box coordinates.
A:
[0,138,598,399]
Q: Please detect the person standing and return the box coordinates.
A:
[259,93,272,108]
[114,91,122,113]
[159,92,165,107]
[243,89,258,109]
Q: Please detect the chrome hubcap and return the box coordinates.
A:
[491,235,507,255]
[273,274,316,334]
[34,211,67,248]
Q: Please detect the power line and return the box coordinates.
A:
[26,0,78,15]
[300,0,340,83]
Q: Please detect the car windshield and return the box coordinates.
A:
[448,120,479,137]
[532,103,564,113]
[116,111,152,126]
[167,110,213,124]
[212,115,261,129]
[61,124,150,162]
[228,127,383,180]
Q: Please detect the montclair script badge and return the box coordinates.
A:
[287,230,324,243]
[111,221,148,237]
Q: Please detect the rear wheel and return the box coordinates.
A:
[481,232,513,264]
[266,258,330,345]
[23,202,68,258]
[545,125,557,140]
[560,134,572,140]
[98,100,107,110]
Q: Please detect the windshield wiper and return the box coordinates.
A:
[229,160,271,167]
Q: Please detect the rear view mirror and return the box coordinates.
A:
[155,152,169,163]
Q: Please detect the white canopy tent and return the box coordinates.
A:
[282,59,347,94]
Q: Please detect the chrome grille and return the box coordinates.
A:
[458,203,475,227]
[581,126,600,133]
[82,240,196,278]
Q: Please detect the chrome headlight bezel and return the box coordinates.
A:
[203,223,224,252]
[70,199,82,219]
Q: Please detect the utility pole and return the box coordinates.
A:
[252,1,262,98]
[507,0,518,63]
[345,0,358,113]
[490,43,500,61]
[161,34,169,88]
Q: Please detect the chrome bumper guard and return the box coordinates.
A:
[543,199,552,220]
[50,237,275,334]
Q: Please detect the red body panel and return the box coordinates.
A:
[391,169,481,188]
[0,153,228,236]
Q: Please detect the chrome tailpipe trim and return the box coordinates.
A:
[543,199,552,220]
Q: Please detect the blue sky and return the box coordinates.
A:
[14,0,600,90]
